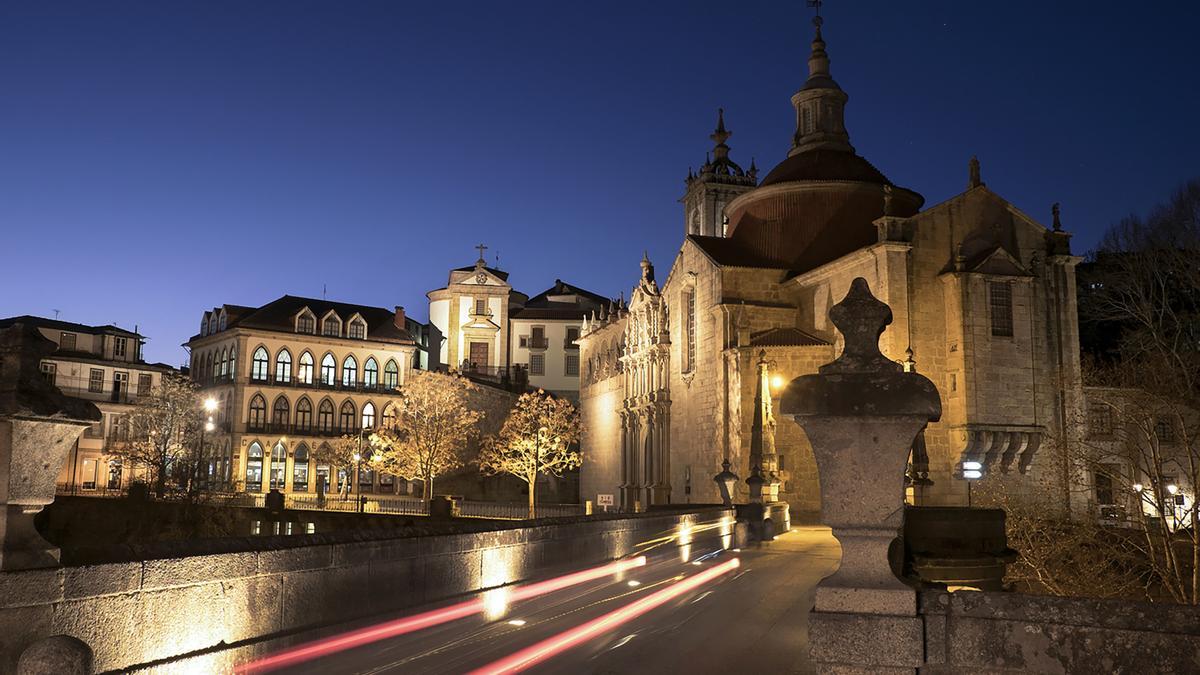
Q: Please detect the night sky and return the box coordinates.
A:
[3,1,1197,365]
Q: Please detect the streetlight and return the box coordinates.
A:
[196,397,220,494]
[713,459,739,508]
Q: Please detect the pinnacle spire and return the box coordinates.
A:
[789,14,853,156]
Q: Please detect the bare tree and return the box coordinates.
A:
[114,373,203,498]
[313,434,364,500]
[1071,178,1200,604]
[480,389,581,518]
[368,370,482,501]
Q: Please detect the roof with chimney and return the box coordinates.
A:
[0,315,143,339]
[510,280,611,321]
[190,295,416,344]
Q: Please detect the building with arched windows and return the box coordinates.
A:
[186,295,432,496]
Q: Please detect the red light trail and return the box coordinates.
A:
[235,555,647,674]
[468,557,741,674]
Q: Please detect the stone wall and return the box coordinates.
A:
[920,589,1200,673]
[1,507,734,672]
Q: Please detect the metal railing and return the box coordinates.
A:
[245,421,363,438]
[456,499,584,520]
[200,373,400,394]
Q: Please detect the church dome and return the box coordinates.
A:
[723,17,924,273]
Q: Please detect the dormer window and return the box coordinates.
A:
[322,314,341,337]
[200,314,210,337]
[296,309,316,334]
[208,314,218,335]
[348,318,366,340]
[217,311,227,331]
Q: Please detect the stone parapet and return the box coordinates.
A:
[0,507,736,673]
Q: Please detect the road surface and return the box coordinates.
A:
[248,527,839,675]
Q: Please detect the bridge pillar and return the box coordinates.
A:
[780,278,941,674]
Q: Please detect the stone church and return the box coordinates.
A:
[577,18,1084,519]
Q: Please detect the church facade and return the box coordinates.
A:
[578,18,1085,519]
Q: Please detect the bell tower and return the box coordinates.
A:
[681,109,757,238]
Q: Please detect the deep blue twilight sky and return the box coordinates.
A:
[2,1,1197,365]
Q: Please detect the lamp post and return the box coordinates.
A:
[713,459,739,508]
[194,397,218,494]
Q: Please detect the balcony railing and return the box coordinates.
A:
[245,421,366,438]
[199,373,399,394]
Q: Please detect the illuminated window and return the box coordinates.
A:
[342,355,357,388]
[295,397,313,431]
[989,282,1013,337]
[383,360,399,388]
[246,442,263,492]
[270,442,287,490]
[251,347,269,381]
[320,354,336,386]
[298,351,314,384]
[229,346,236,377]
[382,403,397,428]
[293,444,310,492]
[363,357,378,388]
[362,402,376,429]
[275,349,292,383]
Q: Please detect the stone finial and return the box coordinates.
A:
[0,324,100,420]
[1051,202,1062,231]
[822,278,901,376]
[968,155,982,188]
[882,184,894,216]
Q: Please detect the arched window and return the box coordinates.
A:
[339,400,356,432]
[220,348,228,377]
[248,395,267,430]
[362,402,376,429]
[320,353,337,386]
[315,447,332,493]
[298,351,314,385]
[363,357,379,389]
[342,355,358,388]
[295,397,313,431]
[270,441,287,490]
[229,346,237,377]
[322,315,341,337]
[200,315,209,337]
[348,319,366,340]
[293,444,310,492]
[251,347,269,381]
[218,312,227,331]
[275,349,292,383]
[317,399,334,433]
[383,360,399,389]
[272,396,289,428]
[382,403,397,429]
[297,311,315,334]
[246,442,264,492]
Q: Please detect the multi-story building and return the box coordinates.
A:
[186,296,422,496]
[0,315,176,492]
[427,252,610,400]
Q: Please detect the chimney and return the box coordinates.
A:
[394,306,406,329]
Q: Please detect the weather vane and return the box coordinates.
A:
[807,0,822,18]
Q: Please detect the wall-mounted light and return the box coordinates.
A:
[1166,484,1179,495]
[1133,483,1144,492]
[958,460,984,480]
[771,374,785,391]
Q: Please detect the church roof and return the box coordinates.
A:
[191,295,416,344]
[758,148,893,188]
[687,235,788,269]
[749,327,830,347]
